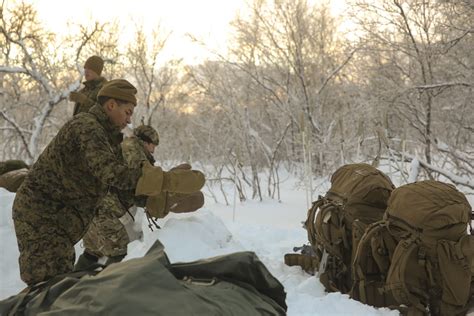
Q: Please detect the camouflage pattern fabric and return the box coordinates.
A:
[83,193,130,257]
[82,136,152,258]
[134,125,159,145]
[12,104,141,285]
[13,192,77,285]
[121,135,155,168]
[72,77,107,115]
[121,135,154,209]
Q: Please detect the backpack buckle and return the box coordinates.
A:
[318,249,329,277]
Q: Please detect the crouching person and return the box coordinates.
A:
[75,125,204,270]
[12,79,205,287]
[123,125,204,219]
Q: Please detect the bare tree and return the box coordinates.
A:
[125,24,183,128]
[350,0,473,174]
[0,1,122,162]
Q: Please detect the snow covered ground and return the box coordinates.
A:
[1,168,472,315]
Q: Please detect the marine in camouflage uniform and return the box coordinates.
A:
[77,126,204,268]
[78,126,160,267]
[69,56,107,116]
[12,79,142,286]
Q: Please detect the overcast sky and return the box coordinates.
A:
[26,0,347,64]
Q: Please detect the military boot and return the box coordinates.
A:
[74,251,99,271]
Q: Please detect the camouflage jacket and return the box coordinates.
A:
[121,136,155,168]
[16,104,142,226]
[120,136,156,208]
[73,77,107,116]
[85,136,155,222]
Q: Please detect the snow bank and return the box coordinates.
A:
[5,169,472,315]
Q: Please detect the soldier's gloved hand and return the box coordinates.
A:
[69,92,79,102]
[135,162,164,196]
[135,162,205,196]
[162,168,205,194]
[69,91,88,103]
[170,163,192,171]
[145,192,168,218]
[167,191,205,214]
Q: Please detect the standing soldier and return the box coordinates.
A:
[12,79,205,286]
[75,125,204,270]
[69,55,107,116]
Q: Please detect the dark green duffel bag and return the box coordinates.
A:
[0,240,287,316]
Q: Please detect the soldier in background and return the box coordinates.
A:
[12,79,206,286]
[75,125,205,270]
[69,55,107,116]
[123,125,204,219]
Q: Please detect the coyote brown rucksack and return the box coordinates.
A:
[351,180,474,315]
[303,163,395,293]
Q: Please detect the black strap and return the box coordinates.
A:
[145,210,161,231]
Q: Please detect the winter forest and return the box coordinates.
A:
[0,0,473,200]
[0,0,473,315]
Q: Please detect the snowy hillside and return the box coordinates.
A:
[2,171,474,315]
[0,170,404,316]
[2,168,473,315]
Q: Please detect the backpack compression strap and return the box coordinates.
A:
[305,198,324,246]
[385,236,428,314]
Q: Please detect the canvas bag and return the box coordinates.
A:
[0,240,287,316]
[304,163,394,293]
[352,180,473,315]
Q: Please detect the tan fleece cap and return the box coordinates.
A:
[97,79,137,105]
[84,56,104,76]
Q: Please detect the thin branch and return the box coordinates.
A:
[0,110,33,160]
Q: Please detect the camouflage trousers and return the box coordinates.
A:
[12,190,93,286]
[82,191,205,258]
[82,210,130,258]
[82,193,132,258]
[13,217,75,286]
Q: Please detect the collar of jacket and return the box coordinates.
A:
[89,104,124,145]
[83,76,106,88]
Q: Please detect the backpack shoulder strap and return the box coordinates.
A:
[305,197,324,246]
[437,235,473,312]
[351,221,390,304]
[385,237,428,314]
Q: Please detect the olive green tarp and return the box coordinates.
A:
[0,240,287,315]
